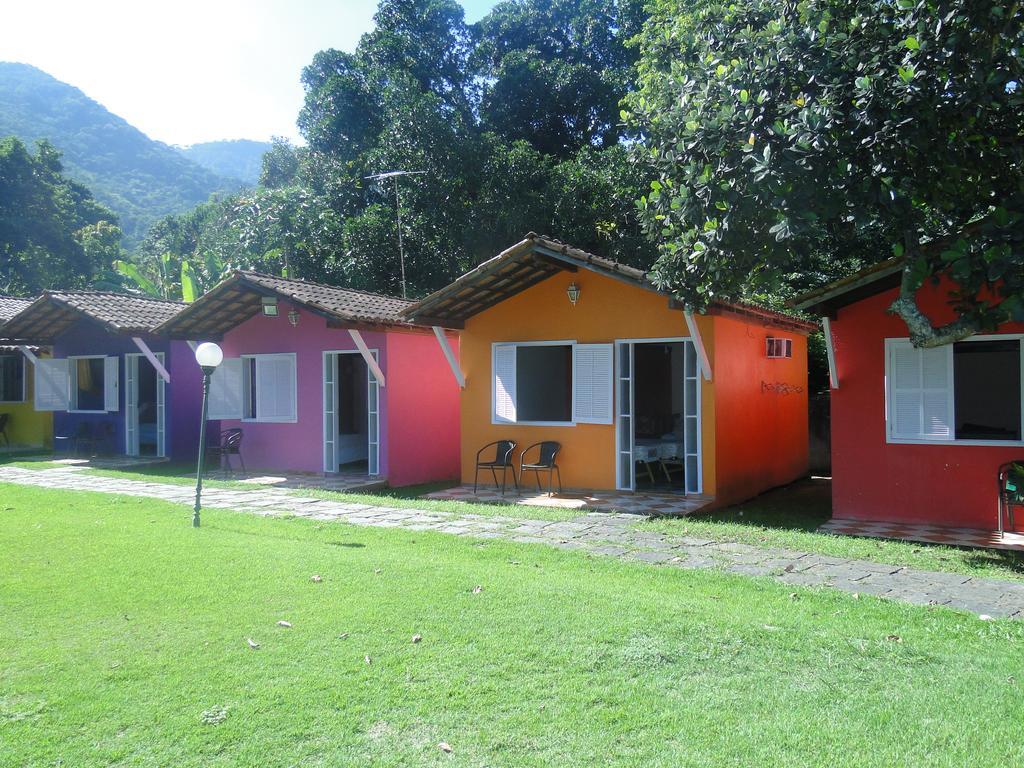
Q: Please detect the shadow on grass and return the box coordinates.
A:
[683,477,833,533]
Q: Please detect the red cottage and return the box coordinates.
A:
[795,260,1024,535]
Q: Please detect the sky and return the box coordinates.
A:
[0,0,500,147]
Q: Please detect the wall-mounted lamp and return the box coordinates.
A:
[567,282,581,306]
[261,296,279,317]
[288,309,300,327]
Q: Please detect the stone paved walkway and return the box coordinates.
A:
[3,465,1024,619]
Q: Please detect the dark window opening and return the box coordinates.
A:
[954,340,1021,441]
[0,354,24,402]
[516,345,572,422]
[75,358,105,411]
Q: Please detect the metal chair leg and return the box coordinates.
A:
[555,466,562,494]
[474,465,480,493]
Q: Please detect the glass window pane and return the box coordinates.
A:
[953,340,1021,441]
[516,345,572,422]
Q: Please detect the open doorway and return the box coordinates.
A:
[616,339,700,494]
[126,353,165,457]
[323,350,380,476]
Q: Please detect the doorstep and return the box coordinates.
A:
[423,484,713,517]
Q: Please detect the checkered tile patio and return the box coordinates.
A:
[820,518,1024,552]
[423,484,713,516]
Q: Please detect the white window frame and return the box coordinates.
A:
[241,352,298,424]
[491,340,578,427]
[68,355,111,414]
[0,352,26,404]
[885,334,1024,447]
[766,337,793,359]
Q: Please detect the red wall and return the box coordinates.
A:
[384,330,462,487]
[830,281,1024,530]
[711,313,810,505]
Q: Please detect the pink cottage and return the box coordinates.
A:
[156,272,461,487]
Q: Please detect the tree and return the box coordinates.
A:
[474,0,645,156]
[626,0,1024,345]
[259,138,301,189]
[0,136,121,294]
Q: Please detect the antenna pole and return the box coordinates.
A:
[394,177,407,298]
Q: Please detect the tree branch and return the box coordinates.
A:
[888,252,983,347]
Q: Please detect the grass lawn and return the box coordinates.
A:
[3,484,1024,767]
[640,480,1024,582]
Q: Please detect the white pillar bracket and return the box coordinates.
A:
[684,311,713,381]
[822,316,839,389]
[132,337,171,383]
[348,329,386,387]
[432,326,465,388]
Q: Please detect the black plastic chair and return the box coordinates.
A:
[208,428,245,475]
[73,422,98,457]
[998,460,1024,535]
[520,441,562,496]
[474,440,518,495]
[0,413,9,447]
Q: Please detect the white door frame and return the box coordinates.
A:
[125,352,166,458]
[322,349,381,476]
[614,338,702,494]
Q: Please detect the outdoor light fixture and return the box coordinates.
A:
[288,309,300,327]
[261,296,279,317]
[567,282,581,306]
[192,342,224,528]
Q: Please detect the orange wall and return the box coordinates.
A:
[459,270,717,492]
[710,314,810,505]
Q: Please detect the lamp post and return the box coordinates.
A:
[193,342,224,528]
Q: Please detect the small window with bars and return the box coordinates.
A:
[766,337,793,359]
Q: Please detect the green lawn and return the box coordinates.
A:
[3,484,1023,767]
[641,480,1024,581]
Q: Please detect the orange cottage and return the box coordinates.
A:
[404,235,816,507]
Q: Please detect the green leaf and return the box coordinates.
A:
[855,76,871,91]
[898,65,916,83]
[739,89,749,103]
[903,36,920,51]
[716,64,728,77]
[113,261,158,297]
[892,243,905,258]
[180,260,199,304]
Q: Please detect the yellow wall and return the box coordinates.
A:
[0,353,52,450]
[459,270,717,493]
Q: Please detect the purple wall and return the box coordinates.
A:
[52,318,206,461]
[213,301,389,475]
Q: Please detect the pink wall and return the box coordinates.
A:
[384,330,462,486]
[215,302,389,476]
[831,281,1024,530]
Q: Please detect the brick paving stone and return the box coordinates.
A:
[3,464,1024,620]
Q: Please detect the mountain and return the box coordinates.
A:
[177,139,271,186]
[0,62,242,246]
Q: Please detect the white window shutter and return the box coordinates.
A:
[104,357,120,412]
[255,354,296,422]
[34,358,70,411]
[573,344,613,424]
[888,341,952,440]
[208,358,243,419]
[493,345,517,423]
